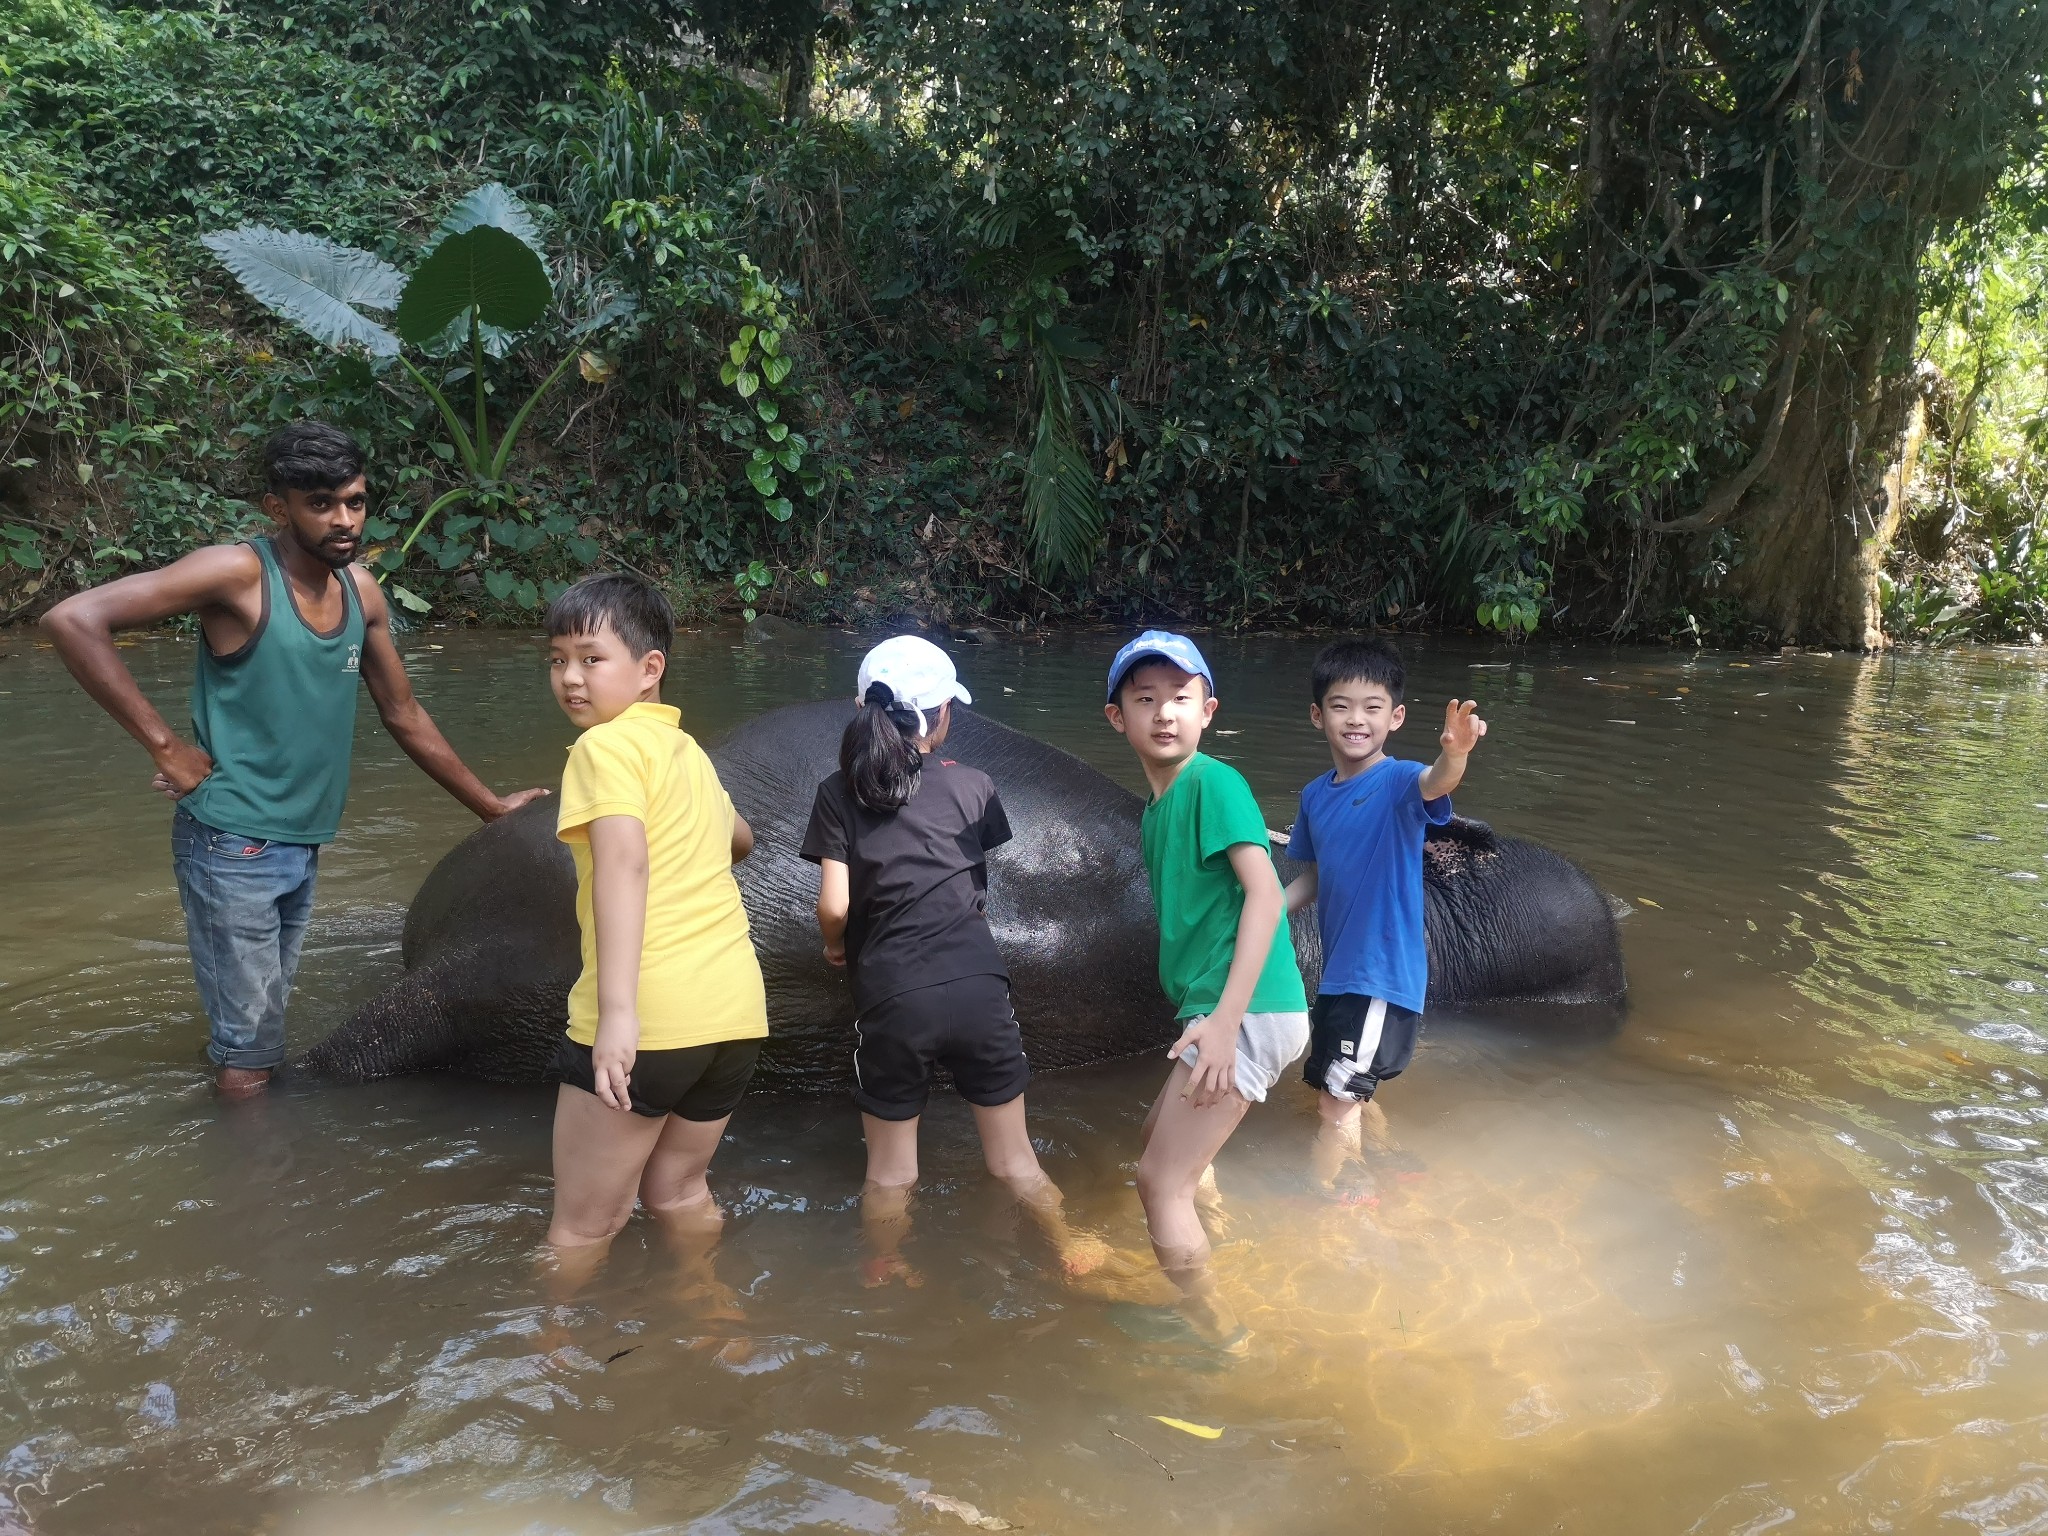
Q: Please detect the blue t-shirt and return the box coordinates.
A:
[1288,757,1452,1013]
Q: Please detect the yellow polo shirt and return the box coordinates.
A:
[556,701,768,1050]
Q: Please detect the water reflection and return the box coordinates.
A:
[5,629,2048,1531]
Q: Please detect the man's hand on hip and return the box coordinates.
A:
[150,741,215,800]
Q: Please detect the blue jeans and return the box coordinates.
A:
[171,807,319,1070]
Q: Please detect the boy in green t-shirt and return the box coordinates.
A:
[1104,631,1309,1348]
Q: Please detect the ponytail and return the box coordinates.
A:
[842,680,925,811]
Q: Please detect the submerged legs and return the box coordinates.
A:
[859,1113,924,1288]
[542,1089,740,1329]
[543,1085,668,1300]
[1135,1062,1252,1348]
[971,1096,1116,1277]
[641,1113,742,1324]
[1312,1092,1398,1204]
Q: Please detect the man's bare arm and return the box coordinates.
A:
[39,545,262,794]
[350,570,547,821]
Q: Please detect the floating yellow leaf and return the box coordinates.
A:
[1637,897,1661,909]
[1153,1415,1222,1439]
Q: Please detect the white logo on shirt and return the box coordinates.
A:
[344,644,360,674]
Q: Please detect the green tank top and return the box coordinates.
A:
[183,537,366,845]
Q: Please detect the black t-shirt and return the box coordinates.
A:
[798,756,1013,1012]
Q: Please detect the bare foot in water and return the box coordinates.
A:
[1317,1158,1381,1209]
[533,1309,589,1372]
[1176,1283,1252,1355]
[214,1065,272,1100]
[1060,1248,1183,1306]
[1056,1230,1117,1277]
[677,1274,748,1324]
[861,1251,924,1289]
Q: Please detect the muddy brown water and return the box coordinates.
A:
[5,626,2048,1534]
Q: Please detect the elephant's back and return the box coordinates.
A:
[1425,829,1625,1008]
[947,711,1170,1067]
[401,796,576,967]
[712,701,1175,1074]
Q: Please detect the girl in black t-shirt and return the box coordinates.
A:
[800,636,1115,1286]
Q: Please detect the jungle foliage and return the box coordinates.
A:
[3,0,2047,643]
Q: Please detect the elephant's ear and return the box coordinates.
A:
[1428,815,1498,854]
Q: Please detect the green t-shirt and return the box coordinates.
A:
[1140,752,1308,1019]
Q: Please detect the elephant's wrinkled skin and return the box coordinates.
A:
[299,702,1626,1087]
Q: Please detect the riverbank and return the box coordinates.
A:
[14,3,2044,657]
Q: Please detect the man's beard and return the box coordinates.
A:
[299,531,359,569]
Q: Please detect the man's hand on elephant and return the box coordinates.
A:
[150,740,214,800]
[590,1021,637,1111]
[484,787,552,820]
[1440,698,1487,757]
[1169,1013,1243,1109]
[823,938,847,968]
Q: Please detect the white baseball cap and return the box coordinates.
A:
[855,635,972,738]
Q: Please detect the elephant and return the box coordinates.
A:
[298,700,1626,1088]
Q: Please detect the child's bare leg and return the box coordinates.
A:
[860,1113,923,1288]
[640,1113,737,1317]
[971,1096,1116,1277]
[543,1085,667,1304]
[1312,1089,1364,1189]
[1143,1077,1227,1237]
[1135,1062,1251,1346]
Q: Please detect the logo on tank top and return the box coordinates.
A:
[344,643,360,674]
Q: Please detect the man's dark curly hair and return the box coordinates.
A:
[264,421,367,494]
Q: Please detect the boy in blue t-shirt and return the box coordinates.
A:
[1283,639,1486,1195]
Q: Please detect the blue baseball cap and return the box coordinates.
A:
[1106,630,1215,702]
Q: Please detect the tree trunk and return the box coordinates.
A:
[783,29,815,122]
[1722,312,1926,648]
[1649,35,1941,649]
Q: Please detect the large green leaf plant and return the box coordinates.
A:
[203,184,614,610]
[963,201,1113,581]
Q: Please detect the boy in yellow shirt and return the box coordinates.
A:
[541,574,766,1297]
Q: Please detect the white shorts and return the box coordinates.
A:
[1175,1011,1312,1103]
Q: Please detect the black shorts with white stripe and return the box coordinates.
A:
[1302,993,1423,1103]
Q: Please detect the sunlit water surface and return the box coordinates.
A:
[5,626,2048,1534]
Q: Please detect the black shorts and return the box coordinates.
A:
[1303,994,1422,1103]
[550,1033,762,1121]
[854,973,1030,1121]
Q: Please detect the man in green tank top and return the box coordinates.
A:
[42,423,547,1099]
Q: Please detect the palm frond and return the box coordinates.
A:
[1023,402,1105,580]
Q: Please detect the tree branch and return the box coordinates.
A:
[1644,293,1814,533]
[1760,0,1829,115]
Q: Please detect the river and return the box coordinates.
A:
[4,625,2048,1534]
